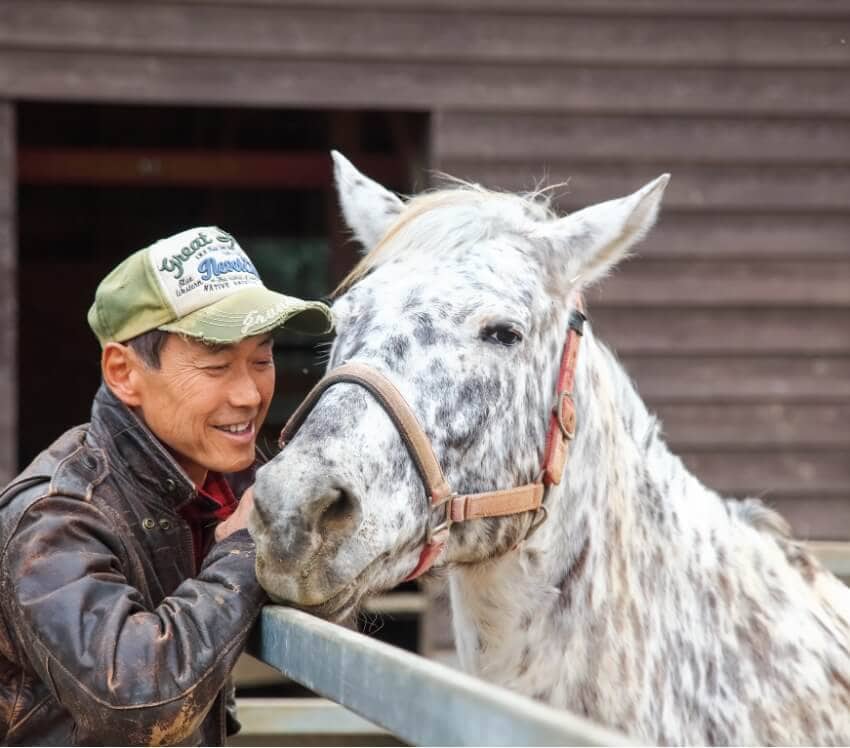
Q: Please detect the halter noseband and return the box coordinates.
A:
[278,305,585,581]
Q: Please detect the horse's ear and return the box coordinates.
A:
[332,150,405,252]
[539,174,670,289]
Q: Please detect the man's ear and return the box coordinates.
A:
[101,343,145,407]
[332,150,404,252]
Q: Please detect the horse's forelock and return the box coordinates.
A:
[334,184,559,297]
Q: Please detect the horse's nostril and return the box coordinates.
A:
[252,491,273,527]
[314,487,362,536]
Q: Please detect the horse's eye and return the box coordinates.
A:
[481,324,523,346]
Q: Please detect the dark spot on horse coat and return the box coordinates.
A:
[651,657,667,696]
[831,667,850,693]
[640,471,665,525]
[780,539,819,584]
[402,289,422,313]
[717,571,735,606]
[618,649,632,685]
[381,334,410,370]
[413,313,437,347]
[577,684,600,717]
[518,646,531,676]
[735,616,771,677]
[705,715,725,746]
[557,538,590,611]
[434,403,453,427]
[523,549,540,568]
[705,657,718,696]
[452,306,474,325]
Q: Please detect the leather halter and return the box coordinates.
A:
[278,306,586,581]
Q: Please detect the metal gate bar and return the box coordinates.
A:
[250,606,631,746]
[235,698,388,736]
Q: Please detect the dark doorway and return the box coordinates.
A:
[16,102,428,468]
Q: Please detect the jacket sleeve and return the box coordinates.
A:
[0,493,268,746]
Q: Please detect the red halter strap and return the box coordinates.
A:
[278,304,585,582]
[541,306,585,487]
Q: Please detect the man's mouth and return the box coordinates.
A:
[213,421,255,441]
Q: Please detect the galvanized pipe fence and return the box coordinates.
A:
[248,605,632,746]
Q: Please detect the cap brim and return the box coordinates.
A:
[158,287,333,343]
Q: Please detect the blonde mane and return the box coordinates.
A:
[334,181,562,297]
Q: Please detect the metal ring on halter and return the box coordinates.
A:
[523,504,549,543]
[426,492,457,543]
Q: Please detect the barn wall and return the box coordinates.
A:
[0,0,847,536]
[420,6,850,541]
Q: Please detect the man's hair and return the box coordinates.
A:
[126,329,170,369]
[125,330,236,369]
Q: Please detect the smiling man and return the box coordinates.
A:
[0,227,332,745]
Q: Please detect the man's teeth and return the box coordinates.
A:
[218,422,251,433]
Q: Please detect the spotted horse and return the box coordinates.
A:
[250,151,850,745]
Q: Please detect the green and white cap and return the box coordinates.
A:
[88,226,333,345]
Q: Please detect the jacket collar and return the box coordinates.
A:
[90,383,199,509]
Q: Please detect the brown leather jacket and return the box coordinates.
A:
[0,384,268,746]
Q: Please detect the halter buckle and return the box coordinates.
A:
[426,492,457,543]
[554,392,576,440]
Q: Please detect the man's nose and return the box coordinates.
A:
[229,371,262,410]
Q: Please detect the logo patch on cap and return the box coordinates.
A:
[148,227,264,317]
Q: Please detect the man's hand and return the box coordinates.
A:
[215,486,255,543]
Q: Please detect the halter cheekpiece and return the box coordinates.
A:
[278,305,586,581]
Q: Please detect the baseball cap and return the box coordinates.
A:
[87,226,333,346]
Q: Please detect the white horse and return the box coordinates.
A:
[250,152,850,745]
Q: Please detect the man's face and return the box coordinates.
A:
[132,333,275,484]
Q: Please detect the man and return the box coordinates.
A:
[0,227,332,745]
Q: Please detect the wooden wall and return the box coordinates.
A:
[427,7,850,541]
[0,0,847,537]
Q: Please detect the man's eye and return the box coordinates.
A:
[254,359,274,368]
[204,364,229,372]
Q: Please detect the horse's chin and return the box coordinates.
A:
[257,557,372,622]
[255,538,424,621]
[272,585,363,623]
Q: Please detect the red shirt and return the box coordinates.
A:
[179,472,239,572]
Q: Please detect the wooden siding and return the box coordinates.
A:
[0,0,846,538]
[0,104,15,484]
[422,7,850,541]
[1,2,849,67]
[1,53,849,115]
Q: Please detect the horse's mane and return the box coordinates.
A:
[333,177,566,297]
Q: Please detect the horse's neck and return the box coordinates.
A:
[448,327,722,677]
[548,329,723,585]
[449,327,850,743]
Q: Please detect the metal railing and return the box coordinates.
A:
[248,606,631,746]
[242,542,850,744]
[234,697,390,738]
